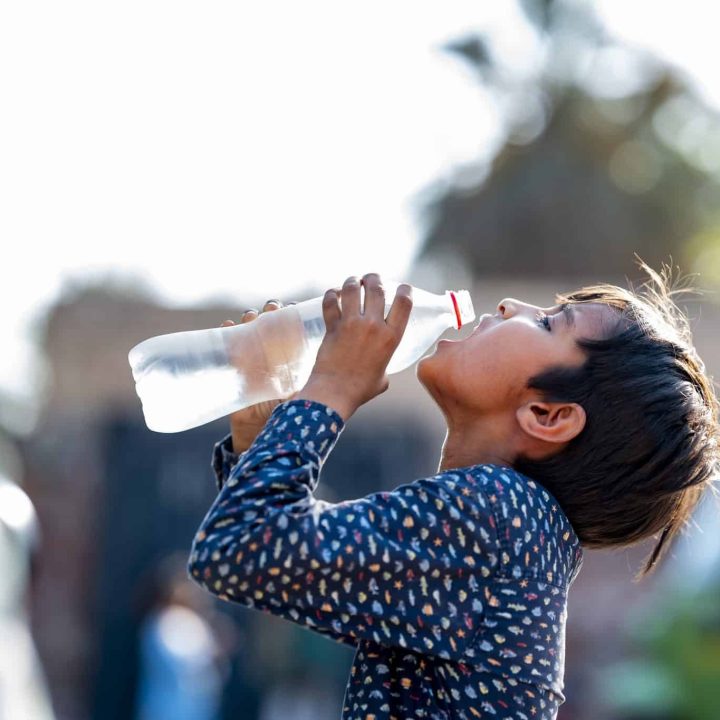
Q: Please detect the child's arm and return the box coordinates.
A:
[188,398,501,660]
[208,408,365,650]
[210,433,247,493]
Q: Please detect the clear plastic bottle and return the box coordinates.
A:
[128,280,475,433]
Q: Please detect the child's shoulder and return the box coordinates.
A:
[438,463,583,584]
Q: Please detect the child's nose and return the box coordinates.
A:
[496,298,540,319]
[497,298,520,317]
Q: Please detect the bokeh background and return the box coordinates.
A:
[3,1,720,718]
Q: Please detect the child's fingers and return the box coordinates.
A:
[240,309,259,323]
[385,284,413,340]
[222,299,296,328]
[340,276,362,316]
[361,273,385,318]
[322,288,342,331]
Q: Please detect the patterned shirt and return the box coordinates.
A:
[188,399,584,720]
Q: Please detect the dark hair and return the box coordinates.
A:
[513,257,720,582]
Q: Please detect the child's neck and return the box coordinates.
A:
[437,412,517,473]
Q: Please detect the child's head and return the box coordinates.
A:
[515,260,720,580]
[417,258,720,581]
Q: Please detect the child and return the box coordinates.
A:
[188,264,720,720]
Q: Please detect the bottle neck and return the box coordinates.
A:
[448,291,463,330]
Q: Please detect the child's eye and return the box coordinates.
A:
[535,311,551,331]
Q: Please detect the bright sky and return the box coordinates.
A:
[1,0,719,434]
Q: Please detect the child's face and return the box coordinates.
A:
[417,297,618,420]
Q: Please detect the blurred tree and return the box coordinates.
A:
[414,0,720,280]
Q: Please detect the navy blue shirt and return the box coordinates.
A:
[188,399,584,719]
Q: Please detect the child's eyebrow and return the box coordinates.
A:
[563,303,576,329]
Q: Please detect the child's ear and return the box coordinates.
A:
[515,401,586,445]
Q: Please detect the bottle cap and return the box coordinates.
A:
[448,290,475,330]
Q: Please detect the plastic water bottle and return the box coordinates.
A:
[128,280,475,433]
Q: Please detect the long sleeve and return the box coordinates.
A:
[210,433,244,493]
[188,399,501,661]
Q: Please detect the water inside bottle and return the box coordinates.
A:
[136,365,241,432]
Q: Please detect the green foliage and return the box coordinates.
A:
[627,587,720,720]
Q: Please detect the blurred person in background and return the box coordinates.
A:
[133,553,237,720]
[258,666,339,720]
[188,266,720,719]
[0,469,56,720]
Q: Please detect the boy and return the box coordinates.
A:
[188,266,719,719]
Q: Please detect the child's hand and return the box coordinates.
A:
[290,273,413,422]
[220,299,292,453]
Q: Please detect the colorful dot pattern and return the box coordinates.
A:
[188,399,584,719]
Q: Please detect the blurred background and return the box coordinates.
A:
[3,0,720,718]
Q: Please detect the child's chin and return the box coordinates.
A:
[415,351,442,384]
[414,363,445,409]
